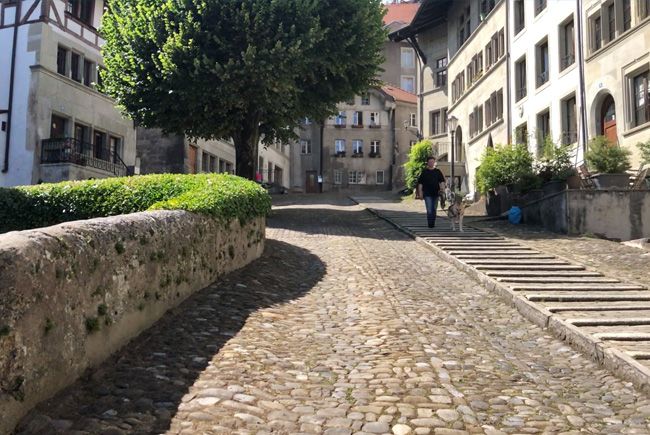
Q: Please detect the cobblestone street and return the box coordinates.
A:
[17,198,650,434]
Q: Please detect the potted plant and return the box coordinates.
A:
[476,144,535,216]
[534,137,576,195]
[585,136,632,188]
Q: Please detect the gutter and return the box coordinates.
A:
[505,0,512,144]
[3,1,21,173]
[575,0,589,159]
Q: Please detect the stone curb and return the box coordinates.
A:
[361,204,650,395]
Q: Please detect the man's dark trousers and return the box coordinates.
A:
[424,195,439,228]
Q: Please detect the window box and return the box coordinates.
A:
[334,151,346,157]
[351,152,364,158]
[368,152,381,158]
[351,124,364,128]
[334,124,347,128]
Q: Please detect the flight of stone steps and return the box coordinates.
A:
[370,209,650,391]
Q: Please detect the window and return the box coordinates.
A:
[370,112,380,126]
[401,76,415,93]
[485,98,492,127]
[537,110,551,149]
[353,111,363,126]
[480,0,496,18]
[623,0,631,31]
[335,139,346,154]
[562,95,577,145]
[401,48,415,68]
[410,113,417,127]
[591,13,602,51]
[334,170,343,185]
[485,42,493,70]
[57,46,68,75]
[514,0,525,34]
[536,39,549,87]
[110,136,123,163]
[607,3,616,42]
[210,155,217,172]
[498,30,505,57]
[370,140,380,155]
[534,0,547,16]
[352,140,363,154]
[515,123,528,146]
[409,140,417,149]
[74,123,88,142]
[67,0,94,26]
[497,89,503,120]
[300,139,312,154]
[50,114,68,138]
[442,108,448,132]
[202,152,210,172]
[631,70,649,127]
[94,130,107,159]
[71,52,81,82]
[640,0,650,19]
[96,65,105,91]
[361,93,370,105]
[515,57,527,101]
[458,8,471,47]
[560,18,575,71]
[469,106,484,138]
[348,171,365,184]
[335,111,346,126]
[430,111,441,135]
[376,171,385,185]
[346,96,355,105]
[83,59,94,87]
[436,57,448,87]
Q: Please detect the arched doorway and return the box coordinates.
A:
[600,95,617,144]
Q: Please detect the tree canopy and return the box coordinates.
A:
[101,0,387,179]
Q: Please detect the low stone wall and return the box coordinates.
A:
[0,211,265,434]
[520,189,650,241]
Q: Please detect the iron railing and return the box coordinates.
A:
[41,137,128,177]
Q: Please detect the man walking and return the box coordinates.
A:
[415,156,446,228]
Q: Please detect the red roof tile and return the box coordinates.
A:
[381,85,417,104]
[383,2,420,26]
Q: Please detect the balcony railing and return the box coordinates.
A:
[41,137,128,177]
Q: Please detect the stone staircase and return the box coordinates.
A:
[370,209,650,392]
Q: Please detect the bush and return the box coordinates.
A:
[0,174,271,233]
[638,140,650,166]
[534,137,576,182]
[404,140,434,191]
[476,144,535,194]
[585,136,632,174]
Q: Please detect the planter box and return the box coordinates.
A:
[542,180,567,196]
[590,173,630,189]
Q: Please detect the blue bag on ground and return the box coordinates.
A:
[508,206,522,224]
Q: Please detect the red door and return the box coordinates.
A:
[601,95,617,144]
[306,171,318,193]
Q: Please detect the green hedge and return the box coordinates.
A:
[0,174,271,233]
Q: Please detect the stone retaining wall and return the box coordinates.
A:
[0,211,265,434]
[520,189,650,241]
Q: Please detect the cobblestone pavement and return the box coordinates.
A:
[17,197,650,434]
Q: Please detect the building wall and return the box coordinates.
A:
[290,122,321,192]
[258,141,290,188]
[137,128,185,174]
[509,0,583,160]
[447,0,508,192]
[322,89,395,192]
[419,22,450,144]
[583,0,650,168]
[394,101,418,190]
[0,0,137,187]
[381,38,419,93]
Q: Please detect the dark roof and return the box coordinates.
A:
[389,0,451,41]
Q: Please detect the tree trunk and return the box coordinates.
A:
[233,121,260,180]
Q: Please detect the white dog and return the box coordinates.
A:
[444,188,474,231]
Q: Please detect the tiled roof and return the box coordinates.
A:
[381,85,417,104]
[383,2,420,26]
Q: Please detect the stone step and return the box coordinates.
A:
[486,271,602,277]
[606,340,650,356]
[626,351,650,360]
[440,246,529,251]
[476,265,584,271]
[528,294,650,302]
[510,285,646,292]
[592,332,650,341]
[546,303,650,312]
[567,318,650,327]
[456,255,556,260]
[465,260,568,265]
[553,310,650,319]
[499,277,620,284]
[447,250,538,256]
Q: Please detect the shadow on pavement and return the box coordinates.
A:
[15,239,326,435]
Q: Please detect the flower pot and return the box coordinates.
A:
[566,175,581,190]
[590,173,630,189]
[542,180,567,196]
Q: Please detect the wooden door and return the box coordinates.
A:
[601,95,617,144]
[187,145,197,174]
[306,170,318,193]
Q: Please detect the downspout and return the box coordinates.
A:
[505,0,512,144]
[390,104,396,190]
[575,0,589,159]
[319,122,324,193]
[3,1,21,173]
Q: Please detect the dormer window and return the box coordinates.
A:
[67,0,94,26]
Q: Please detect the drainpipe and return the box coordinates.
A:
[575,0,589,159]
[319,122,324,193]
[505,0,512,145]
[3,1,21,173]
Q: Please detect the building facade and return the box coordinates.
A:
[509,0,585,161]
[583,0,650,167]
[0,0,137,187]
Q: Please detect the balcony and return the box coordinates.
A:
[41,138,128,177]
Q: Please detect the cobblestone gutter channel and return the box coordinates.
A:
[362,205,650,395]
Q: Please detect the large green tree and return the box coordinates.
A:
[101,0,386,179]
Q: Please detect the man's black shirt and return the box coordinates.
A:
[418,168,445,197]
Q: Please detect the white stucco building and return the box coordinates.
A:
[0,0,137,187]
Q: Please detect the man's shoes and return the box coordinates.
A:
[428,224,435,228]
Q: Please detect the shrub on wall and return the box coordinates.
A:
[637,140,650,166]
[0,174,271,233]
[585,136,632,174]
[475,144,535,194]
[534,137,576,182]
[404,140,433,191]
